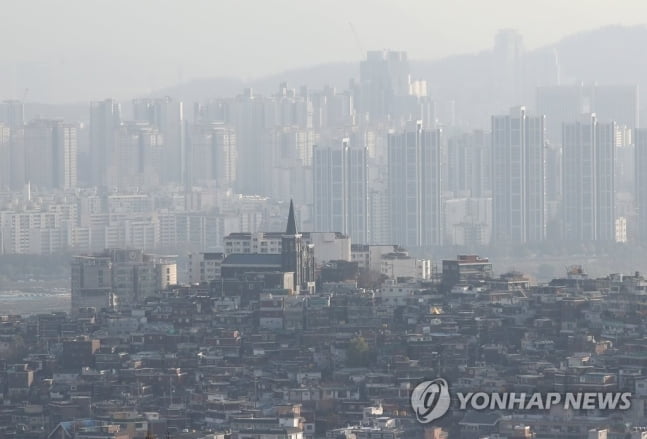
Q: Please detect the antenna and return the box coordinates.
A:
[348,22,364,56]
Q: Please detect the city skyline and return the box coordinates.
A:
[1,42,646,253]
[1,12,647,103]
[5,5,647,438]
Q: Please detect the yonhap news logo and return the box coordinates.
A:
[410,377,632,424]
[410,378,452,423]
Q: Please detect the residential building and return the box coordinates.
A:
[71,249,177,314]
[313,138,369,244]
[0,123,9,189]
[224,230,348,267]
[188,252,225,284]
[89,99,121,187]
[388,121,442,248]
[379,253,432,280]
[358,50,411,121]
[537,83,638,145]
[636,129,647,242]
[446,129,490,198]
[441,254,493,290]
[491,106,545,243]
[187,122,237,188]
[23,119,77,189]
[132,97,185,185]
[562,114,616,241]
[351,244,401,273]
[444,197,492,247]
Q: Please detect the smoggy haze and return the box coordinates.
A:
[2,0,647,102]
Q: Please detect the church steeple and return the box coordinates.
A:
[286,199,298,235]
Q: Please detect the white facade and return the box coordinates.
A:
[388,121,442,247]
[313,139,369,244]
[380,253,431,280]
[224,232,283,255]
[351,244,400,273]
[615,217,627,243]
[223,231,348,266]
[188,252,224,284]
[305,232,351,264]
[562,114,616,242]
[491,106,545,243]
[378,282,417,308]
[368,185,390,245]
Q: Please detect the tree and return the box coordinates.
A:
[346,336,371,367]
[357,269,388,289]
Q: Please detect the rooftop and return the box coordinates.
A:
[222,253,282,266]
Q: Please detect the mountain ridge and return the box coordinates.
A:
[20,25,647,125]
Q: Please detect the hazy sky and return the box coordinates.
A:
[2,0,647,102]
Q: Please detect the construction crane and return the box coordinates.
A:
[348,22,364,57]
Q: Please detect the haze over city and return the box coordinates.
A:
[2,0,647,101]
[4,2,647,439]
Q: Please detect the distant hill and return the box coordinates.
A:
[150,62,357,104]
[20,25,647,125]
[148,25,647,128]
[412,24,647,126]
[542,25,647,85]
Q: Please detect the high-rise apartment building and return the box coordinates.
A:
[358,50,411,121]
[446,129,490,198]
[310,85,355,129]
[23,119,77,189]
[90,99,121,187]
[491,106,545,243]
[493,29,525,106]
[635,129,647,243]
[0,103,27,189]
[230,89,267,195]
[58,123,78,189]
[0,124,10,189]
[562,114,616,242]
[107,122,163,189]
[537,84,638,145]
[267,126,317,205]
[368,184,390,245]
[388,121,442,248]
[313,138,369,244]
[265,83,314,129]
[1,100,24,129]
[187,122,237,188]
[133,97,185,185]
[197,87,318,197]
